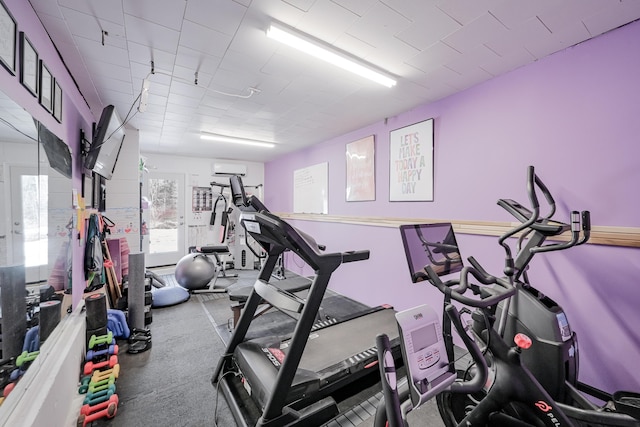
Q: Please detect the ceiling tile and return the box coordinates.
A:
[405,42,461,74]
[479,47,536,76]
[583,1,640,37]
[127,41,176,72]
[524,20,591,59]
[283,0,316,13]
[84,59,132,83]
[36,13,75,50]
[57,0,124,25]
[445,44,500,75]
[61,6,126,47]
[29,0,64,19]
[75,36,129,68]
[124,14,180,55]
[485,16,551,57]
[346,2,412,48]
[489,0,557,29]
[169,79,207,100]
[94,76,134,95]
[395,6,461,49]
[123,0,186,31]
[297,0,359,43]
[173,64,213,89]
[179,20,233,57]
[184,0,247,35]
[436,0,502,25]
[443,13,509,54]
[329,0,376,17]
[175,46,223,76]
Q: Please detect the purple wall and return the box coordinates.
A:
[266,21,640,394]
[1,0,95,308]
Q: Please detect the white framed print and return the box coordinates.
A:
[346,135,375,201]
[0,0,17,75]
[389,118,434,202]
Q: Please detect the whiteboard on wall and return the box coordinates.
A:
[293,162,328,214]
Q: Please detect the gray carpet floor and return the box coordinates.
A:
[96,268,445,427]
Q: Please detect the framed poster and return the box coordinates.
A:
[0,0,16,75]
[346,135,375,201]
[19,32,38,97]
[53,79,63,122]
[39,60,53,112]
[389,118,434,201]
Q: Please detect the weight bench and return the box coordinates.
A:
[189,245,237,293]
[226,274,313,327]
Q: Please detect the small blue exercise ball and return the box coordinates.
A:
[174,253,216,290]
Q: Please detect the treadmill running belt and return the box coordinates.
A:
[234,308,399,409]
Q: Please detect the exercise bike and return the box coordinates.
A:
[375,166,640,426]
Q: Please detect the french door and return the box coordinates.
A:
[10,166,48,283]
[144,172,185,267]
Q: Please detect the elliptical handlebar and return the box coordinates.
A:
[424,256,515,309]
[499,166,591,274]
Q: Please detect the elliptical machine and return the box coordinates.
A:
[375,166,640,426]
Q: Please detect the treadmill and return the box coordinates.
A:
[212,177,400,427]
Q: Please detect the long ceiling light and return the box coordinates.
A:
[266,23,397,88]
[200,132,275,148]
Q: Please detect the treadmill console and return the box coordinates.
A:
[396,304,456,407]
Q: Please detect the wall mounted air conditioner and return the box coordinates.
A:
[212,162,247,176]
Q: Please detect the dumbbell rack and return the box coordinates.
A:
[78,331,120,426]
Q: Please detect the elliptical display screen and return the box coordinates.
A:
[400,223,463,283]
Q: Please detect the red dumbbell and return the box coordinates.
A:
[77,394,118,427]
[83,355,118,376]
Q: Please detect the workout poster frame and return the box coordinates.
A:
[389,118,434,202]
[0,0,17,75]
[345,135,375,202]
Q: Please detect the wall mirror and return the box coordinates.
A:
[0,88,73,369]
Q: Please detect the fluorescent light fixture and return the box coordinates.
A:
[267,23,397,88]
[200,132,275,148]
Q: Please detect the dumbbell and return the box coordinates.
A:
[88,332,114,350]
[16,351,39,368]
[90,364,120,383]
[86,377,117,394]
[3,382,15,397]
[78,366,119,394]
[83,355,118,376]
[79,375,116,395]
[83,385,116,406]
[77,394,118,427]
[86,344,118,362]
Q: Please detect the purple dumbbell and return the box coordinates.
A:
[86,344,118,362]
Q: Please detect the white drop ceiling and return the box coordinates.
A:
[26,0,640,162]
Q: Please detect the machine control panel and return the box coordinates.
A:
[396,304,455,406]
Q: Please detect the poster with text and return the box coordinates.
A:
[389,118,434,201]
[346,135,375,201]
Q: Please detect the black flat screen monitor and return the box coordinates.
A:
[399,223,463,283]
[84,105,125,180]
[38,122,72,179]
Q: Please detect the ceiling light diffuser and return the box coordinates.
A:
[200,132,275,148]
[267,23,397,88]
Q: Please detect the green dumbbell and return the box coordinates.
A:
[88,332,114,350]
[16,351,39,367]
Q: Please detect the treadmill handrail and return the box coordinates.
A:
[242,211,368,273]
[254,279,305,314]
